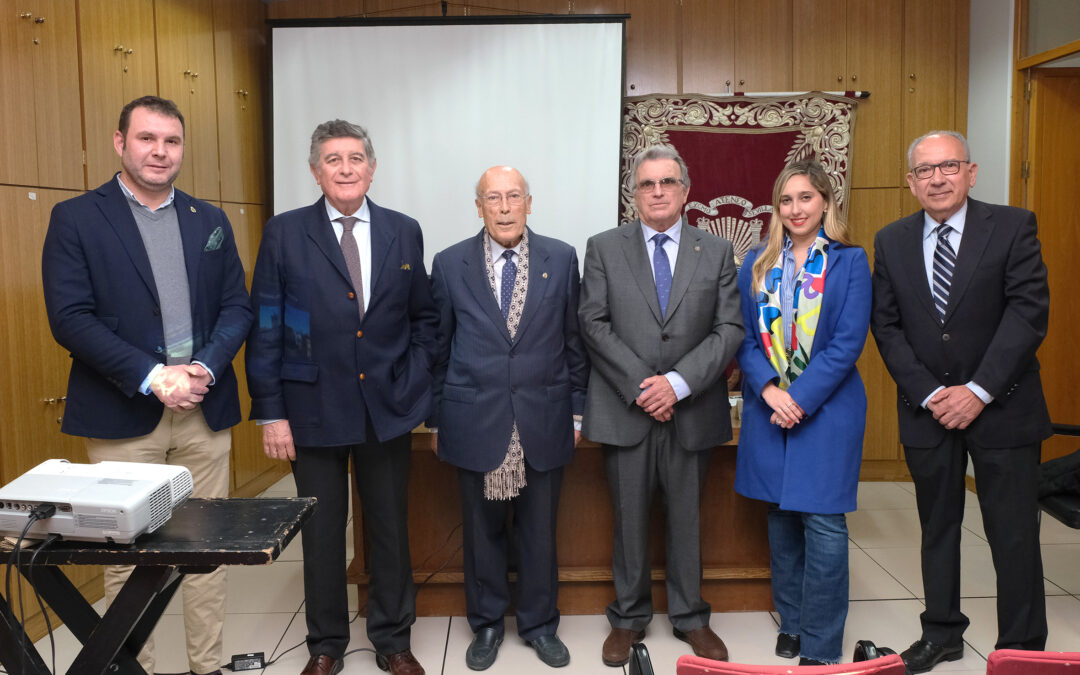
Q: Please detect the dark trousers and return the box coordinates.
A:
[904,434,1046,650]
[459,462,564,641]
[604,422,712,632]
[292,426,415,659]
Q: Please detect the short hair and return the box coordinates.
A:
[474,167,531,199]
[631,145,691,189]
[309,120,375,166]
[907,130,971,169]
[118,96,185,137]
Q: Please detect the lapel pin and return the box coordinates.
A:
[542,272,548,279]
[695,245,701,251]
[190,205,197,213]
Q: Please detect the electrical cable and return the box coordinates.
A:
[28,533,62,675]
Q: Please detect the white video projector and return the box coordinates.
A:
[0,459,193,544]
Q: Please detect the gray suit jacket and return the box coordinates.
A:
[578,221,744,450]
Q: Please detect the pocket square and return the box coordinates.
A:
[204,226,224,251]
[400,263,412,270]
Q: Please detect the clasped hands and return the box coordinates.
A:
[149,363,211,411]
[762,382,804,429]
[636,375,677,422]
[927,385,985,430]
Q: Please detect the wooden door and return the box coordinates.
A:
[1027,68,1080,462]
[902,0,959,172]
[733,0,791,92]
[681,0,734,95]
[156,0,221,202]
[213,0,268,205]
[846,0,902,189]
[80,0,158,188]
[625,0,677,96]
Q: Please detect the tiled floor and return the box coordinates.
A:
[34,480,1080,674]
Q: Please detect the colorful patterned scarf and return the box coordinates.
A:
[755,232,830,389]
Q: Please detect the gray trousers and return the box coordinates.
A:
[604,422,712,632]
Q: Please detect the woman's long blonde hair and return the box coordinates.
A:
[750,159,854,292]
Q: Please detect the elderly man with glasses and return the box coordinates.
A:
[871,130,1050,673]
[578,145,743,666]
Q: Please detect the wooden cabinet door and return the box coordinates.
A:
[903,0,959,152]
[791,0,845,92]
[681,0,734,95]
[0,1,82,190]
[80,0,158,188]
[847,0,902,189]
[157,0,221,202]
[625,0,677,96]
[733,0,791,92]
[213,0,267,205]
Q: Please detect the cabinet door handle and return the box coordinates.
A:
[34,16,44,23]
[851,74,857,82]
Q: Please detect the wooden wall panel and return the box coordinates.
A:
[733,0,792,92]
[625,0,678,96]
[903,0,959,146]
[29,0,84,190]
[0,2,39,186]
[847,0,903,188]
[792,0,846,91]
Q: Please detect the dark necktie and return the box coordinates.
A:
[336,216,365,319]
[500,249,517,318]
[932,222,955,323]
[652,233,672,317]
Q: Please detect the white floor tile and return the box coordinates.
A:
[862,543,1000,601]
[857,482,918,511]
[847,508,984,549]
[1040,514,1080,545]
[849,548,917,601]
[1042,543,1080,594]
[225,560,306,614]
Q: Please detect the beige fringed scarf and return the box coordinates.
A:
[482,229,529,500]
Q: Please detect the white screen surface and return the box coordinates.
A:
[272,20,624,268]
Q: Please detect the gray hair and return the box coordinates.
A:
[907,130,971,169]
[308,119,375,166]
[474,167,531,199]
[631,145,691,188]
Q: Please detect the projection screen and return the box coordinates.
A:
[271,18,626,267]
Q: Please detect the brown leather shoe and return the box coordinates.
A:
[376,649,425,675]
[602,627,645,667]
[673,625,728,661]
[301,654,343,675]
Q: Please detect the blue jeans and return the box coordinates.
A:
[768,506,849,664]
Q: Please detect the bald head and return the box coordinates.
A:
[475,166,532,248]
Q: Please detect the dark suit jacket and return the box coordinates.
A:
[41,176,252,438]
[428,228,589,472]
[870,198,1052,449]
[245,196,438,447]
[578,221,744,451]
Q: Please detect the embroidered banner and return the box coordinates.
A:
[621,93,860,266]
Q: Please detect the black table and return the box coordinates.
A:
[1,497,314,675]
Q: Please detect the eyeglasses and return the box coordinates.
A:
[635,177,685,192]
[910,160,969,180]
[482,192,527,206]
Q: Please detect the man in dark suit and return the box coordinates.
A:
[428,166,589,670]
[871,130,1050,673]
[578,145,743,666]
[245,120,437,675]
[42,95,252,675]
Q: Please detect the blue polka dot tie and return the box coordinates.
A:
[652,233,672,317]
[500,249,517,318]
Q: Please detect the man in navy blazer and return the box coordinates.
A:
[428,166,588,670]
[871,131,1050,673]
[42,96,252,675]
[245,120,438,675]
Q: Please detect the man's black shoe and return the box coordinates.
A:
[775,633,800,659]
[465,627,503,670]
[901,639,963,673]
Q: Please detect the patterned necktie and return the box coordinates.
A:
[500,249,517,318]
[336,216,365,319]
[652,233,672,317]
[932,222,955,323]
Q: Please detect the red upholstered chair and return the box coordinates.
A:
[986,649,1080,674]
[674,654,907,675]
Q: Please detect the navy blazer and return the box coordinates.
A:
[734,243,871,514]
[246,197,438,447]
[428,228,589,472]
[41,176,252,438]
[871,198,1052,449]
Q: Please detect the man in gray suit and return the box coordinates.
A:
[579,145,743,666]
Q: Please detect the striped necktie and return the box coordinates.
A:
[931,222,955,323]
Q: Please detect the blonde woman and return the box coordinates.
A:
[734,159,871,665]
